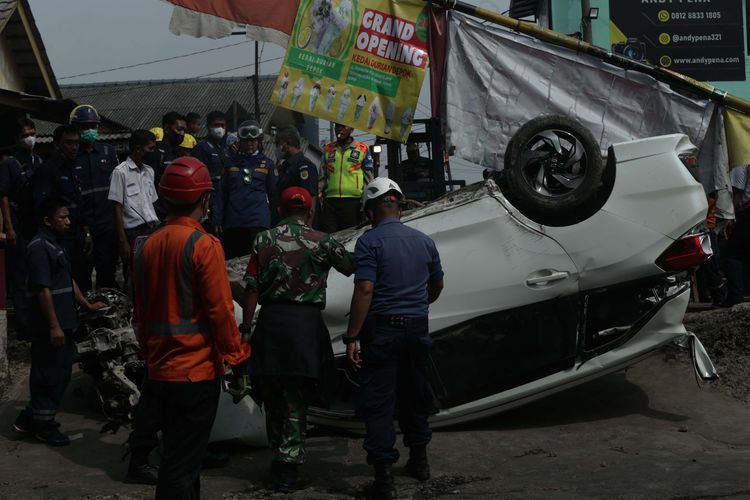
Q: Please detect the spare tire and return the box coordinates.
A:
[501,115,605,226]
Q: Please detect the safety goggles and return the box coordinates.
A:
[238,124,263,140]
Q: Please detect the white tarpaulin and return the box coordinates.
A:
[443,12,717,171]
[169,5,236,39]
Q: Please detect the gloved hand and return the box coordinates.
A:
[226,374,252,404]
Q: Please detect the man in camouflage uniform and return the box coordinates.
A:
[242,186,355,492]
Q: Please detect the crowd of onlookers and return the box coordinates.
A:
[0,105,382,331]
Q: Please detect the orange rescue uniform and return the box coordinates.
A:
[133,216,249,382]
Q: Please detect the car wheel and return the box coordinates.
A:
[501,115,605,226]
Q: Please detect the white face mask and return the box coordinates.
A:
[209,127,226,140]
[21,136,36,149]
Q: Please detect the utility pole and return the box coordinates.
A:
[581,0,592,42]
[254,41,260,122]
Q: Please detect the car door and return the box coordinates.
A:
[322,188,580,411]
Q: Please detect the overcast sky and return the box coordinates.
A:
[27,0,510,180]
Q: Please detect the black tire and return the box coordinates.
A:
[501,115,605,226]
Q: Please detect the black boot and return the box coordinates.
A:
[404,445,430,481]
[124,452,159,485]
[270,460,310,493]
[365,462,396,500]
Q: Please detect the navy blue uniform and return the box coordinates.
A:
[21,228,78,431]
[144,140,181,222]
[276,152,317,199]
[76,142,119,290]
[275,151,318,226]
[0,150,42,336]
[220,151,277,259]
[193,138,228,230]
[34,154,88,287]
[354,217,444,465]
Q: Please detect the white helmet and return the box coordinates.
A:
[362,177,403,209]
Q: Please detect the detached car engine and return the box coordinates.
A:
[74,288,144,421]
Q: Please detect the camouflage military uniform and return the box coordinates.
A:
[244,217,354,464]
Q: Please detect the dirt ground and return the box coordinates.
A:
[1,307,749,500]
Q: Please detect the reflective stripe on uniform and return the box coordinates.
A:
[137,229,206,336]
[26,286,72,297]
[149,320,211,335]
[179,230,205,321]
[80,186,110,196]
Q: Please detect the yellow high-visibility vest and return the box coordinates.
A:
[323,141,369,198]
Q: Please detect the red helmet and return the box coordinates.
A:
[159,157,214,204]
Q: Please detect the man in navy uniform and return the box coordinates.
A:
[273,125,318,226]
[344,178,444,500]
[193,110,230,235]
[219,120,276,258]
[33,125,89,290]
[12,195,105,445]
[0,118,42,337]
[69,104,120,290]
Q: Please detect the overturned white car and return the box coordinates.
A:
[305,122,716,430]
[77,117,717,441]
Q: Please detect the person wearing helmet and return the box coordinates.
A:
[219,119,277,258]
[343,177,444,500]
[131,156,250,498]
[69,104,119,291]
[193,110,231,235]
[319,122,374,232]
[241,186,355,492]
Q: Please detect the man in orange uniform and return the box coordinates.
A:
[132,156,250,499]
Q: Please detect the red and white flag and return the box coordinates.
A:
[166,0,299,47]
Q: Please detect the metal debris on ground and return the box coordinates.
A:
[75,288,144,421]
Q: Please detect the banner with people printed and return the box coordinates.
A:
[271,0,429,142]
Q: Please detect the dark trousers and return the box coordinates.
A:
[358,320,433,464]
[222,227,262,259]
[86,226,119,290]
[60,231,88,294]
[724,212,750,304]
[123,224,157,283]
[127,377,161,462]
[5,229,29,336]
[152,378,220,500]
[320,197,361,233]
[262,377,309,465]
[25,332,74,428]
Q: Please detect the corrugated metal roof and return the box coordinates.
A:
[34,76,279,136]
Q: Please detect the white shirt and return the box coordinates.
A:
[108,157,159,229]
[730,165,750,207]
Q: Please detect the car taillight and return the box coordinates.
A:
[678,152,698,168]
[656,232,713,271]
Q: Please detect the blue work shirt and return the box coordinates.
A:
[34,153,87,233]
[75,142,118,231]
[354,217,443,317]
[0,149,41,201]
[193,138,229,226]
[220,151,276,230]
[276,151,318,201]
[0,149,43,237]
[26,227,78,333]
